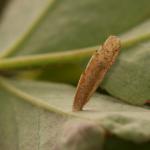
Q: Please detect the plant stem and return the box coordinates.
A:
[0,48,95,70]
[0,33,150,71]
[122,32,150,48]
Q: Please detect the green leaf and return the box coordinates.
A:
[0,0,150,149]
[101,20,150,105]
[0,0,150,104]
[1,20,149,105]
[0,0,150,57]
[0,0,54,55]
[0,78,150,150]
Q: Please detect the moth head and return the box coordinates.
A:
[102,35,121,57]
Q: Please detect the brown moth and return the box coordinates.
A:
[73,36,121,111]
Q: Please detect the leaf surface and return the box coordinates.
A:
[0,78,150,150]
[102,21,150,105]
[0,1,150,149]
[0,0,150,105]
[0,0,150,56]
[0,0,54,55]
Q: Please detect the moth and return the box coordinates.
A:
[73,36,121,111]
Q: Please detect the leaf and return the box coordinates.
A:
[0,20,149,105]
[0,78,150,150]
[0,0,150,105]
[100,20,150,105]
[0,0,150,57]
[0,1,150,149]
[0,0,54,55]
[28,20,150,105]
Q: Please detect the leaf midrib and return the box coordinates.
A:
[0,0,150,59]
[0,32,150,71]
[0,0,55,58]
[0,77,92,121]
[0,77,70,115]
